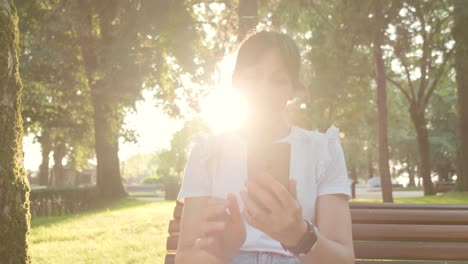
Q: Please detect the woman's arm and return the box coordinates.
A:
[299,194,354,264]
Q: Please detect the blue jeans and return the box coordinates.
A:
[230,251,302,264]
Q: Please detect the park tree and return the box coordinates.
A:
[17,0,95,186]
[155,118,209,183]
[70,0,210,200]
[16,0,213,199]
[453,0,468,191]
[385,0,453,195]
[0,0,31,262]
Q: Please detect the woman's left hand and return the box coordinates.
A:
[240,174,308,247]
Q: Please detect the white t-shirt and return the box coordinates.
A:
[177,125,352,256]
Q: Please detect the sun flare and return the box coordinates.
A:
[200,52,249,134]
[200,88,248,134]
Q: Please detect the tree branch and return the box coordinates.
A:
[305,0,335,29]
[423,48,454,108]
[398,54,417,100]
[415,2,429,101]
[386,76,413,104]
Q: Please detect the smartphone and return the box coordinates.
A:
[247,142,291,190]
[264,143,291,190]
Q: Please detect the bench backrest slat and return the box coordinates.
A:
[353,223,468,242]
[350,202,468,210]
[354,241,468,261]
[351,209,468,225]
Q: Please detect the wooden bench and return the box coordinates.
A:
[435,181,456,193]
[165,201,468,263]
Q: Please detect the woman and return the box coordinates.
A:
[175,30,354,264]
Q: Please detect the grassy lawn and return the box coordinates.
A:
[352,191,468,204]
[29,192,468,263]
[30,198,175,264]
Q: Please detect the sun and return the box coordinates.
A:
[200,53,248,134]
[200,88,248,134]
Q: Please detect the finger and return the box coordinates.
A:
[289,179,297,200]
[204,203,229,221]
[201,221,225,236]
[194,236,214,250]
[245,180,280,214]
[260,174,292,207]
[240,190,268,225]
[253,174,284,206]
[227,193,242,224]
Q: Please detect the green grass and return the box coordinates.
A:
[352,191,468,204]
[30,198,175,264]
[29,192,468,263]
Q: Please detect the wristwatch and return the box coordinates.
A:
[281,219,318,257]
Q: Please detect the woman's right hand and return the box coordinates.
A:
[194,193,246,263]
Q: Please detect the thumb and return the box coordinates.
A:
[289,179,297,199]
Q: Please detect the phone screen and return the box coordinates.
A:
[247,142,291,190]
[246,142,291,213]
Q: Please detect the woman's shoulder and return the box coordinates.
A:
[187,131,238,160]
[292,124,341,144]
[188,130,236,147]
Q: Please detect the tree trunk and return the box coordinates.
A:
[77,4,126,201]
[453,0,468,191]
[367,150,374,180]
[0,1,31,262]
[238,0,258,41]
[373,0,393,202]
[349,166,357,199]
[53,143,66,187]
[407,156,416,187]
[410,106,436,195]
[92,94,126,200]
[38,137,51,186]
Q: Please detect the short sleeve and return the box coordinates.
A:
[317,125,352,200]
[177,133,214,202]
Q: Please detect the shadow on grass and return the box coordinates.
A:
[31,197,172,229]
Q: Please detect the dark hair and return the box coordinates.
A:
[232,30,302,90]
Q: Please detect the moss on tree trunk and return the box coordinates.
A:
[0,0,32,263]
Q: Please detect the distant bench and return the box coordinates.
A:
[434,181,456,193]
[165,201,468,263]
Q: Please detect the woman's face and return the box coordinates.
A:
[234,48,294,124]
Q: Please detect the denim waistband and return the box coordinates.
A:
[230,251,302,264]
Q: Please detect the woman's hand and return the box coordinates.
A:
[240,174,307,247]
[194,193,246,263]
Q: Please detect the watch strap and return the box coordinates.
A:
[281,219,318,256]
